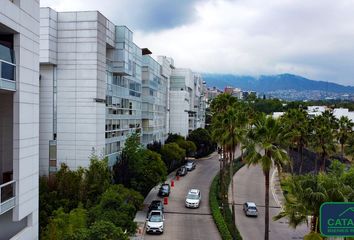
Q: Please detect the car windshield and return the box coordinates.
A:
[186,162,193,166]
[248,206,257,210]
[149,214,162,222]
[187,194,199,199]
[161,185,169,190]
[151,203,161,208]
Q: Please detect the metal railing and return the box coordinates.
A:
[0,180,16,215]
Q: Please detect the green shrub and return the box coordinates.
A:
[210,174,233,240]
[209,159,244,240]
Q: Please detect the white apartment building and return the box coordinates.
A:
[39,7,206,175]
[39,8,113,174]
[39,8,146,174]
[169,69,206,137]
[141,52,168,145]
[157,56,174,135]
[0,0,39,239]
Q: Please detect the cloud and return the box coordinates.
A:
[40,0,203,31]
[135,0,354,85]
[41,0,354,85]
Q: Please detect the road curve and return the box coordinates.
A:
[232,165,309,240]
[144,153,221,240]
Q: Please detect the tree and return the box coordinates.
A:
[160,143,186,172]
[244,114,289,240]
[309,112,337,172]
[88,221,128,240]
[219,102,248,225]
[84,157,112,207]
[345,132,354,159]
[113,134,167,196]
[281,109,310,174]
[146,140,162,153]
[210,94,238,213]
[41,204,88,240]
[336,116,353,157]
[89,185,143,234]
[129,149,167,196]
[187,128,214,157]
[165,133,185,144]
[176,139,197,157]
[274,161,354,234]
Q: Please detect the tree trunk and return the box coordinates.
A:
[230,149,236,227]
[299,146,303,174]
[264,169,270,240]
[321,151,326,172]
[341,143,344,157]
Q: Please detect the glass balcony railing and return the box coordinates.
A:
[0,44,16,91]
[0,180,16,215]
[0,43,14,63]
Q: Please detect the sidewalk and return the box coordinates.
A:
[130,169,177,240]
[270,168,285,208]
[130,152,218,240]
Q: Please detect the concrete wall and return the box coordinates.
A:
[0,0,40,239]
[39,9,112,172]
[169,91,189,137]
[38,65,54,175]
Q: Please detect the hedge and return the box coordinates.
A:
[210,174,233,240]
[209,158,244,240]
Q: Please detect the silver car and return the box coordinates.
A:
[185,161,196,171]
[243,202,258,217]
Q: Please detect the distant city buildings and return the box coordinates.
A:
[206,86,223,102]
[273,106,354,124]
[38,7,206,175]
[223,86,256,100]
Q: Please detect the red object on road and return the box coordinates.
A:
[176,175,180,181]
[164,197,168,205]
[171,179,174,187]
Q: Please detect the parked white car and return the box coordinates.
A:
[146,210,164,234]
[185,189,201,208]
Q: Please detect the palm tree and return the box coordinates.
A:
[244,114,289,240]
[309,112,337,172]
[274,161,354,234]
[345,132,354,159]
[274,174,326,233]
[221,102,248,223]
[281,109,310,174]
[210,94,238,210]
[336,116,353,157]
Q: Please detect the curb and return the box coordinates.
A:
[270,168,283,209]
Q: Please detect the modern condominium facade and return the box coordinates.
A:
[39,8,113,174]
[169,69,206,137]
[105,26,143,165]
[141,53,168,145]
[39,7,206,175]
[0,0,39,239]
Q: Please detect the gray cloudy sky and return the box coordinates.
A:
[41,0,354,86]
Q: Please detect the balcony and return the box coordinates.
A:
[0,180,16,215]
[0,43,16,92]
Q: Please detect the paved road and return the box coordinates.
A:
[143,153,221,240]
[232,165,309,240]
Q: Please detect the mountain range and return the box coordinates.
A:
[202,73,354,94]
